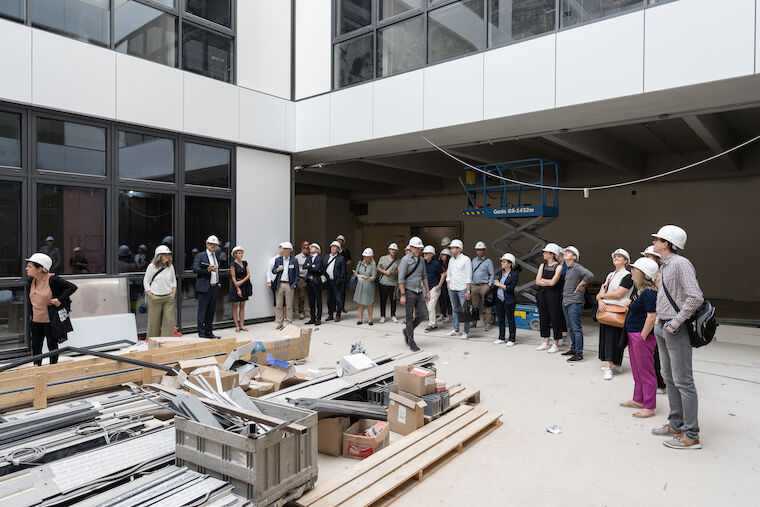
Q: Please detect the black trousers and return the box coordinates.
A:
[197,284,220,336]
[439,285,451,316]
[30,322,58,366]
[404,290,428,341]
[495,300,517,342]
[307,280,323,320]
[378,284,397,318]
[537,287,563,340]
[326,279,344,317]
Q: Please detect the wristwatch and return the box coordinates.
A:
[400,292,406,297]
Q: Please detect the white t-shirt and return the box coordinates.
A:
[446,254,473,291]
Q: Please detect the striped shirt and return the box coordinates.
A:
[656,253,704,323]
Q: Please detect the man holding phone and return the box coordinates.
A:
[193,235,222,338]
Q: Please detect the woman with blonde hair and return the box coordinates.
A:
[353,248,377,325]
[229,246,252,332]
[143,245,177,338]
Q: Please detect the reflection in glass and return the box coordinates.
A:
[0,111,21,168]
[380,0,422,20]
[184,142,230,188]
[428,0,485,64]
[377,15,424,77]
[115,0,177,67]
[186,0,231,27]
[336,0,372,35]
[0,0,24,22]
[561,0,641,28]
[0,181,21,277]
[0,286,26,352]
[184,196,230,270]
[30,0,110,46]
[118,191,173,272]
[182,23,232,82]
[37,118,106,176]
[488,0,555,47]
[118,131,174,182]
[180,274,232,329]
[334,33,373,88]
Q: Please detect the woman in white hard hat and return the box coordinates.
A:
[25,253,78,366]
[229,246,252,333]
[438,248,453,323]
[596,249,634,380]
[493,253,519,346]
[535,243,564,353]
[377,243,401,323]
[143,245,177,338]
[353,248,377,325]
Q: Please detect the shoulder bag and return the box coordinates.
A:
[47,304,73,338]
[596,274,628,328]
[662,281,717,348]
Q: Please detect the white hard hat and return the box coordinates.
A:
[155,245,171,256]
[474,241,487,250]
[640,245,661,259]
[73,246,81,252]
[310,243,321,252]
[450,239,464,249]
[231,245,244,255]
[45,236,54,242]
[441,237,451,247]
[632,257,659,281]
[441,248,452,256]
[26,253,52,271]
[362,247,374,257]
[409,236,424,248]
[542,242,562,256]
[388,243,399,250]
[330,240,341,248]
[652,225,687,249]
[611,248,630,262]
[423,245,436,254]
[501,253,516,265]
[565,246,580,260]
[404,244,411,250]
[281,241,293,250]
[206,235,220,245]
[336,234,346,241]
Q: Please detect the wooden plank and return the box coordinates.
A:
[33,373,47,410]
[447,385,465,397]
[141,352,153,385]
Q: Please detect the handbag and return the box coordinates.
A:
[347,276,358,291]
[455,301,480,323]
[595,275,628,328]
[47,304,73,338]
[483,285,498,308]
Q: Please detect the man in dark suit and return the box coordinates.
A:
[303,243,324,325]
[192,235,222,338]
[323,240,347,322]
[272,241,300,330]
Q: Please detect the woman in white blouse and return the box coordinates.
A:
[596,248,634,380]
[143,245,177,338]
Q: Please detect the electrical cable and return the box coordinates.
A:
[3,446,47,466]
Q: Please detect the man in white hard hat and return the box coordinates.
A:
[398,237,430,351]
[295,241,311,319]
[192,235,222,338]
[423,246,444,332]
[470,241,495,332]
[446,239,473,339]
[39,236,62,274]
[304,243,324,325]
[69,246,89,274]
[560,246,593,362]
[272,241,300,330]
[651,225,704,449]
[441,237,451,249]
[377,243,401,323]
[323,241,347,322]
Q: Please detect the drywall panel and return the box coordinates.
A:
[116,54,183,132]
[183,73,239,142]
[295,0,332,99]
[556,11,644,107]
[239,88,291,151]
[424,53,484,130]
[295,94,330,151]
[645,0,755,91]
[484,34,555,119]
[373,69,424,138]
[0,19,32,104]
[330,83,373,145]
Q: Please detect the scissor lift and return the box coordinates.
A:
[461,158,559,302]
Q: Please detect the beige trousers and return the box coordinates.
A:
[295,278,308,314]
[146,292,175,338]
[470,283,493,327]
[275,283,294,326]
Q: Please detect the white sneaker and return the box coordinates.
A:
[506,341,515,347]
[536,343,549,351]
[603,367,613,380]
[380,317,386,324]
[493,339,505,345]
[548,344,558,353]
[461,332,469,340]
[447,330,461,337]
[391,316,398,323]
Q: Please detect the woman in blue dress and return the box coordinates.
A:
[229,245,252,332]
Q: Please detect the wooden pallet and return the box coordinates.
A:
[424,387,481,423]
[296,405,502,507]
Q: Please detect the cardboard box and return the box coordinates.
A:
[388,386,426,436]
[188,369,238,393]
[221,325,312,366]
[394,365,436,396]
[318,417,351,456]
[245,380,275,397]
[343,419,390,460]
[178,357,219,371]
[258,365,307,391]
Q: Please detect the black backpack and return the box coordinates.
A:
[662,282,718,348]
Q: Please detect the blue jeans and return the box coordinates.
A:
[448,288,470,333]
[562,303,584,356]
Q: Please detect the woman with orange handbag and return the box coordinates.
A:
[596,249,634,380]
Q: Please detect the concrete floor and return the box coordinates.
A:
[197,305,760,506]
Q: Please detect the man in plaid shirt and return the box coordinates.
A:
[650,225,704,450]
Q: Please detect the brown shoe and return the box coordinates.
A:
[651,424,682,437]
[275,324,284,331]
[335,316,341,322]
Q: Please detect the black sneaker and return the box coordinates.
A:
[409,340,420,352]
[403,328,409,345]
[567,354,584,362]
[424,326,435,332]
[561,350,575,356]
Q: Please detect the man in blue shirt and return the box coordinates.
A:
[423,245,444,332]
[470,241,495,332]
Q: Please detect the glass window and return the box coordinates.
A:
[37,118,106,176]
[118,191,173,272]
[0,0,25,22]
[0,111,21,168]
[0,181,21,277]
[115,0,178,67]
[0,286,26,353]
[37,184,106,274]
[30,0,110,46]
[180,274,232,329]
[184,196,230,270]
[184,142,230,188]
[118,131,174,182]
[182,22,233,82]
[488,0,555,47]
[186,0,231,28]
[428,0,485,64]
[561,0,642,28]
[377,15,425,77]
[336,0,372,35]
[334,33,374,88]
[380,0,421,20]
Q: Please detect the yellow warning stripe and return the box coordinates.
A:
[462,210,485,215]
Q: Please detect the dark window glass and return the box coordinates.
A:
[334,33,374,88]
[186,0,231,28]
[184,196,230,270]
[377,15,425,77]
[182,22,232,82]
[30,0,110,46]
[37,184,106,274]
[488,0,555,47]
[118,191,173,273]
[0,286,26,353]
[336,0,372,35]
[118,131,175,182]
[561,0,641,28]
[126,273,151,332]
[380,0,422,20]
[184,142,230,188]
[0,0,25,22]
[0,111,21,168]
[115,0,178,67]
[0,181,22,277]
[37,118,106,176]
[180,274,232,329]
[428,0,485,64]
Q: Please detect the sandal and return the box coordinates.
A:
[356,321,363,325]
[235,326,241,333]
[619,400,643,408]
[241,327,249,332]
[633,409,656,418]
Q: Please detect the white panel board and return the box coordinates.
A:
[236,148,291,320]
[484,34,555,119]
[424,53,484,130]
[373,69,424,138]
[116,54,183,132]
[757,0,760,74]
[295,0,332,99]
[295,95,330,151]
[0,19,32,104]
[33,30,116,118]
[237,0,291,99]
[556,11,644,107]
[239,88,291,151]
[183,73,239,142]
[68,314,138,350]
[330,84,373,145]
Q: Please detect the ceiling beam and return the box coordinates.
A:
[304,161,438,189]
[683,114,741,171]
[294,172,393,193]
[369,153,463,180]
[541,130,645,176]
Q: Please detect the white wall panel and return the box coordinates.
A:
[330,84,373,145]
[239,88,291,151]
[183,73,239,142]
[645,0,755,92]
[556,11,644,107]
[116,54,183,132]
[33,30,116,118]
[373,70,424,138]
[424,54,484,130]
[484,34,555,119]
[0,19,32,104]
[237,0,291,99]
[757,0,760,74]
[285,100,296,152]
[295,95,330,151]
[295,0,331,100]
[236,147,291,319]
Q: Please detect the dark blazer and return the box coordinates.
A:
[192,251,220,293]
[303,255,324,286]
[27,275,78,341]
[322,254,346,285]
[272,256,300,291]
[494,269,519,305]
